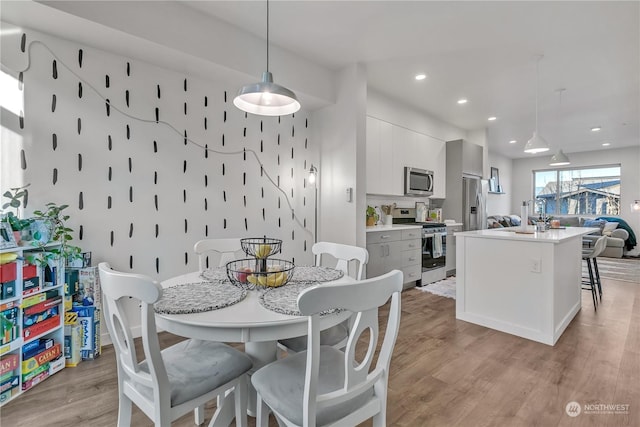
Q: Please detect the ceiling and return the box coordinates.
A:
[3,1,639,160]
[181,0,639,160]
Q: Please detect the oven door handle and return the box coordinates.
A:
[423,233,435,238]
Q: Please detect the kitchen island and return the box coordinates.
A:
[455,226,599,345]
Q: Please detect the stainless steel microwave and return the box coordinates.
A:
[404,167,434,196]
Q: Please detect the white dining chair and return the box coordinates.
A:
[252,269,403,427]
[194,238,243,271]
[278,242,369,354]
[312,241,369,281]
[98,262,252,427]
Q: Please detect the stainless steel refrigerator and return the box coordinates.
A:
[462,175,488,231]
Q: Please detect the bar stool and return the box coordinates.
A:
[582,235,607,309]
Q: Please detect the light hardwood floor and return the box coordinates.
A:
[1,276,638,426]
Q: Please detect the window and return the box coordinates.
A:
[533,165,621,216]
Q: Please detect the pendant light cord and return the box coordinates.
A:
[266,0,270,73]
[11,39,313,241]
[535,55,540,132]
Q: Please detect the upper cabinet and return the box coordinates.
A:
[366,117,397,195]
[447,139,483,177]
[366,116,446,198]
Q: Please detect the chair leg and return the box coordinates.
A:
[586,259,597,310]
[194,405,204,425]
[255,394,270,427]
[234,376,248,427]
[593,257,602,300]
[117,393,133,427]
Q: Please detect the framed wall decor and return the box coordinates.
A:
[0,222,18,249]
[490,167,500,191]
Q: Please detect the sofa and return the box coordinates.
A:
[486,214,631,258]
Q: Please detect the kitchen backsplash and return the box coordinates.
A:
[367,195,443,209]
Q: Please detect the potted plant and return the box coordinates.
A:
[29,202,82,284]
[1,184,33,244]
[366,205,379,227]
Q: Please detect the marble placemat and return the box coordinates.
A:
[289,265,344,283]
[259,281,344,316]
[259,267,345,316]
[154,281,247,315]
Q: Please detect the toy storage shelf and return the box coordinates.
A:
[1,244,65,406]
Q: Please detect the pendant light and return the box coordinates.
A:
[524,55,550,153]
[233,0,300,116]
[549,150,570,166]
[549,88,570,166]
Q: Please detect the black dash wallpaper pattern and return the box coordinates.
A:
[1,27,316,280]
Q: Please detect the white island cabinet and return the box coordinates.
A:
[455,227,599,346]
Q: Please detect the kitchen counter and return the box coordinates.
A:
[455,226,597,346]
[455,226,599,243]
[365,224,422,232]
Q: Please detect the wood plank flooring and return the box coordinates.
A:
[1,276,638,426]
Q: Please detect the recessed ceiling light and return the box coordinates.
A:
[602,142,611,146]
[509,140,517,144]
[415,74,427,81]
[591,126,602,132]
[488,116,497,121]
[457,99,468,104]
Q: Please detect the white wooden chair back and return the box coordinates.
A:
[99,262,251,426]
[297,269,403,426]
[312,241,369,280]
[194,238,243,271]
[98,262,171,415]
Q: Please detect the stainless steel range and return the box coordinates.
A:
[393,208,447,286]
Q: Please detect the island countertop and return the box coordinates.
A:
[455,226,599,243]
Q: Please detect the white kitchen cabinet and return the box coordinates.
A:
[426,136,447,198]
[366,227,421,288]
[366,115,446,198]
[366,117,396,195]
[400,228,421,287]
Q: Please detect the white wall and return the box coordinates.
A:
[2,1,336,110]
[486,151,513,215]
[312,64,367,247]
[1,23,318,276]
[1,22,323,342]
[511,146,640,241]
[367,89,465,142]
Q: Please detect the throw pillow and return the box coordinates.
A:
[603,222,619,233]
[508,215,522,226]
[583,219,606,235]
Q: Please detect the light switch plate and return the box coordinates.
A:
[346,187,353,202]
[530,258,541,273]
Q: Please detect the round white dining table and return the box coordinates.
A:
[155,270,354,420]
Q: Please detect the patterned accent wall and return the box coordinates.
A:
[1,27,316,280]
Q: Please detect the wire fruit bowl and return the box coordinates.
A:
[240,237,282,259]
[226,258,294,288]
